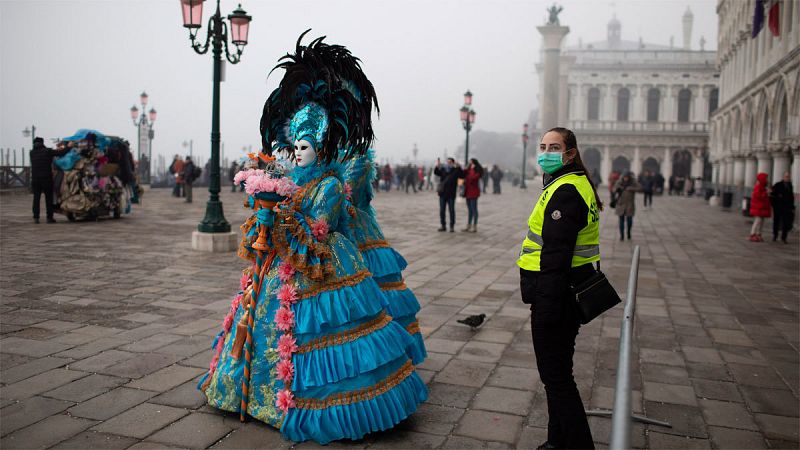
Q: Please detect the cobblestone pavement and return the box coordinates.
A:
[1,182,798,449]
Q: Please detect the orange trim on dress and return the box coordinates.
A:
[405,321,420,335]
[296,313,392,354]
[378,280,407,291]
[357,239,390,251]
[294,360,415,410]
[297,269,372,300]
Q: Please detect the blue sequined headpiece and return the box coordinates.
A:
[288,102,328,150]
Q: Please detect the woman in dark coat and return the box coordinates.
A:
[462,158,483,232]
[749,172,771,242]
[613,172,641,241]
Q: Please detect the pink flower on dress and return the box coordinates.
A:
[209,334,225,372]
[275,306,295,331]
[277,262,296,283]
[222,311,234,332]
[276,284,298,306]
[276,388,295,413]
[276,358,294,382]
[277,334,298,358]
[240,272,251,290]
[310,218,329,241]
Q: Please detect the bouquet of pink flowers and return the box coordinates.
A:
[234,169,300,199]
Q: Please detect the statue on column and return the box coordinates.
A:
[547,4,563,25]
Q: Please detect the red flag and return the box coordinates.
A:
[768,0,780,36]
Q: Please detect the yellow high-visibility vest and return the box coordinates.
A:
[517,172,600,271]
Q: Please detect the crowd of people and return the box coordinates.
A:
[168,154,201,203]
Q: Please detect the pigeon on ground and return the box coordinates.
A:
[456,313,486,331]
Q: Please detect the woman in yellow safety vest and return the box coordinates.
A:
[517,127,603,450]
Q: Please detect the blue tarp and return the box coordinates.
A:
[54,149,81,171]
[61,129,111,151]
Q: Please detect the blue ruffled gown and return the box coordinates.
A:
[342,152,427,365]
[199,163,428,444]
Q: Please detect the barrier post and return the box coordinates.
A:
[586,246,671,449]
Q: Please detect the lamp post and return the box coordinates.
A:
[182,140,194,158]
[459,90,476,167]
[521,123,529,189]
[180,0,252,234]
[130,92,157,184]
[22,125,36,147]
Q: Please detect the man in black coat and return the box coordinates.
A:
[182,156,196,203]
[770,171,795,243]
[433,157,463,232]
[29,137,67,223]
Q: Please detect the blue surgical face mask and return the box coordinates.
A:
[537,152,564,174]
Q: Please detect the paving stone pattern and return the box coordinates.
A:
[1,184,798,449]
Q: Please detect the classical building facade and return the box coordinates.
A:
[538,8,719,187]
[709,0,799,206]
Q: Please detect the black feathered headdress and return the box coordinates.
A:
[259,30,379,164]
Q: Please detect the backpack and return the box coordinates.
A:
[193,166,202,180]
[168,161,176,174]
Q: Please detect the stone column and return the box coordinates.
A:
[691,148,705,180]
[744,156,757,191]
[601,146,611,185]
[709,159,721,205]
[690,86,701,123]
[722,158,733,190]
[663,148,674,180]
[719,158,727,190]
[756,151,773,181]
[793,148,800,215]
[711,160,720,186]
[603,85,614,121]
[733,157,746,188]
[578,84,588,121]
[632,146,642,176]
[537,25,570,132]
[771,150,791,183]
[558,55,575,126]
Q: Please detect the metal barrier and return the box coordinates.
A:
[586,245,671,449]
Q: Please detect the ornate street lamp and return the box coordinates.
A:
[460,90,476,167]
[521,123,529,189]
[22,125,36,147]
[130,91,156,184]
[180,0,252,234]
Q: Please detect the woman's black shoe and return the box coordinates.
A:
[437,227,446,232]
[536,442,557,450]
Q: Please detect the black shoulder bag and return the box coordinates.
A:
[571,262,621,324]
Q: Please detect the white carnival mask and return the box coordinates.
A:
[294,139,316,168]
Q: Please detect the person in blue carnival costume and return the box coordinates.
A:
[198,31,427,444]
[340,148,427,365]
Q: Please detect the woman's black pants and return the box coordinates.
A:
[532,317,594,449]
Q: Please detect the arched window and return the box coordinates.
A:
[587,87,600,120]
[647,88,660,122]
[708,88,719,117]
[617,88,630,121]
[678,88,692,123]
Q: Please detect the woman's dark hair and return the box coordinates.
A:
[546,127,604,211]
[470,158,484,176]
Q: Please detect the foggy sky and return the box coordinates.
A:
[0,0,717,166]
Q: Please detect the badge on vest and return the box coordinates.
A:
[551,210,562,220]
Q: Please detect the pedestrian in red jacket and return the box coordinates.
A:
[461,158,484,232]
[749,172,772,242]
